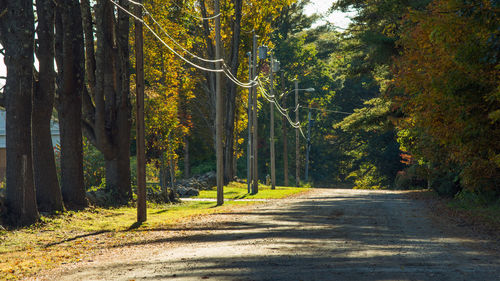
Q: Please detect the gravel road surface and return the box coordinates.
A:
[41,188,500,281]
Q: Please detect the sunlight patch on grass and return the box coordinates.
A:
[196,181,309,199]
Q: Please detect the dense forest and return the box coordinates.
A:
[0,0,498,227]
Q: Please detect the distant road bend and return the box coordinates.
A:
[43,188,500,281]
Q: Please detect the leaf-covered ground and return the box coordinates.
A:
[0,183,308,280]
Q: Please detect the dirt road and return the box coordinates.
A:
[41,189,500,280]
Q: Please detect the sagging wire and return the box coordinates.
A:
[255,77,306,139]
[119,0,258,88]
[126,0,220,21]
[110,0,305,136]
[128,0,223,64]
[111,0,225,73]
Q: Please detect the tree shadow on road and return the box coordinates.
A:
[61,190,500,280]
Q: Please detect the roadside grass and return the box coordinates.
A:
[407,189,500,233]
[0,200,256,280]
[196,181,309,199]
[447,192,500,227]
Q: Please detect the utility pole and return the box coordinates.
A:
[295,80,300,187]
[281,72,288,186]
[269,53,276,190]
[305,103,311,182]
[215,0,223,205]
[252,33,258,194]
[135,0,146,222]
[247,52,252,194]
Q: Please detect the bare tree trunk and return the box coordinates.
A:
[33,0,64,213]
[223,0,243,184]
[169,152,175,190]
[114,0,132,201]
[1,0,40,226]
[199,0,217,149]
[184,136,190,178]
[82,0,132,204]
[55,0,87,210]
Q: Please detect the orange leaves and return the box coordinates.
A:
[393,0,500,191]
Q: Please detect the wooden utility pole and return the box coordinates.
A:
[247,52,252,193]
[252,34,258,194]
[215,0,224,206]
[281,72,288,186]
[135,0,147,222]
[295,80,300,187]
[269,53,276,189]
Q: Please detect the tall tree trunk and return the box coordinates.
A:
[33,0,64,213]
[82,0,131,204]
[55,0,88,210]
[113,0,132,202]
[199,0,217,149]
[160,152,167,191]
[184,136,190,178]
[223,0,243,183]
[1,0,40,226]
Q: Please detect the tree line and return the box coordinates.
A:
[0,0,297,227]
[0,0,497,227]
[327,0,499,195]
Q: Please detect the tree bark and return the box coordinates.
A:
[223,0,243,184]
[199,0,217,149]
[1,0,40,226]
[113,0,132,202]
[82,0,132,204]
[184,136,190,178]
[55,0,88,210]
[33,0,64,213]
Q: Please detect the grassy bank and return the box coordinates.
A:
[408,189,500,235]
[447,191,500,227]
[0,200,256,280]
[0,182,308,280]
[196,182,309,199]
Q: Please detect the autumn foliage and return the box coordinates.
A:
[393,0,500,192]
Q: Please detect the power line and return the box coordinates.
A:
[126,0,221,21]
[256,77,307,139]
[109,0,308,138]
[110,0,225,74]
[117,0,258,88]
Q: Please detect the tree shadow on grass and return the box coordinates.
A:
[44,230,110,248]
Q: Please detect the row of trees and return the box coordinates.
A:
[0,0,301,226]
[251,0,498,196]
[0,0,137,226]
[326,0,499,194]
[2,0,495,226]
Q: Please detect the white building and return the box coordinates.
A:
[0,110,60,181]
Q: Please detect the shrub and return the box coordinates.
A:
[430,170,462,197]
[394,165,428,190]
[82,138,105,190]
